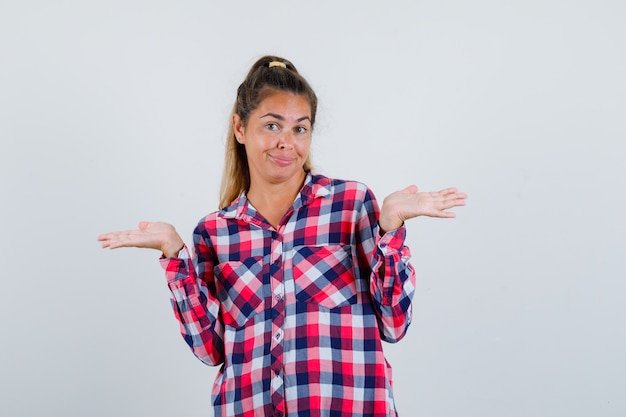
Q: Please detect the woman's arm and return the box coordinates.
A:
[98,221,225,365]
[355,188,415,343]
[358,185,467,343]
[164,230,225,366]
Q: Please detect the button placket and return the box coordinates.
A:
[274,282,285,303]
[269,233,285,413]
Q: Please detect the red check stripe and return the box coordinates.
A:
[161,172,416,417]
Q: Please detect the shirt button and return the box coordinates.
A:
[275,294,283,303]
[274,330,283,341]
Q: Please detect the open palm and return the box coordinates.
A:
[379,185,467,232]
[97,221,184,258]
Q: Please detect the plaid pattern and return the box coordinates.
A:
[162,172,416,417]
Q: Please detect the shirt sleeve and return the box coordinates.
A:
[356,186,416,343]
[160,228,225,366]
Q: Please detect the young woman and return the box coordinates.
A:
[98,55,467,417]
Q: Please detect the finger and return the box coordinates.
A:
[403,185,418,194]
[438,187,458,196]
[99,230,132,239]
[107,234,139,249]
[100,238,124,249]
[138,221,151,231]
[443,196,466,206]
[108,240,129,249]
[433,195,462,210]
[437,203,457,212]
[425,209,456,219]
[97,233,116,241]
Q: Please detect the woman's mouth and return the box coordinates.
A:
[269,154,295,167]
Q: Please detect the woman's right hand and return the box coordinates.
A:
[97,221,185,258]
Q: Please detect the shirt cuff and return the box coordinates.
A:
[159,245,192,283]
[377,225,407,254]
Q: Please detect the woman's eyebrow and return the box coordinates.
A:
[260,113,311,123]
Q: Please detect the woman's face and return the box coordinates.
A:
[234,91,312,189]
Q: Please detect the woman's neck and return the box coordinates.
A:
[246,170,307,228]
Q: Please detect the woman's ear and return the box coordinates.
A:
[232,114,245,143]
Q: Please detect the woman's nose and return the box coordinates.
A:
[278,132,294,149]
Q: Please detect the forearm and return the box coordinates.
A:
[162,248,225,365]
[368,227,416,343]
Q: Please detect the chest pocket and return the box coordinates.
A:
[214,257,266,329]
[292,245,357,309]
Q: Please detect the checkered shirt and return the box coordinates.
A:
[161,172,416,417]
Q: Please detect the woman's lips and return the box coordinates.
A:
[269,154,295,167]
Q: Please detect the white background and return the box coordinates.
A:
[1,1,625,416]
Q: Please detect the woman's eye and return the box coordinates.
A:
[295,126,307,134]
[266,123,279,131]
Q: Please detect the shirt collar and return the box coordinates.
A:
[219,171,332,221]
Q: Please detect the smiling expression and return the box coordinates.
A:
[234,91,312,190]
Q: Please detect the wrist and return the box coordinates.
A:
[162,238,184,258]
[378,216,403,235]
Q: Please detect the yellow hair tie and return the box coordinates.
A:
[268,61,287,68]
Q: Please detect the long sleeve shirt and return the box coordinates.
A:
[160,172,416,417]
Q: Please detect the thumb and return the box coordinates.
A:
[138,221,151,231]
[403,185,419,194]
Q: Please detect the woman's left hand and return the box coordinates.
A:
[379,185,467,233]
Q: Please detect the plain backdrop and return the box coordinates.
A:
[1,1,625,416]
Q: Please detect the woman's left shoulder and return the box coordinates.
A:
[312,172,368,191]
[312,172,375,202]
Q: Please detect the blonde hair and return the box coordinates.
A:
[218,56,318,209]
